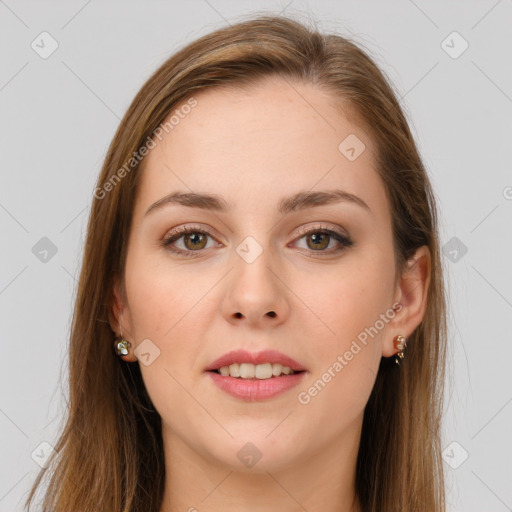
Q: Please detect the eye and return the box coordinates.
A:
[162,225,218,257]
[292,225,353,256]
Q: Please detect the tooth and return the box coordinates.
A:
[218,362,298,378]
[272,363,283,376]
[229,363,240,377]
[239,363,255,378]
[255,363,273,379]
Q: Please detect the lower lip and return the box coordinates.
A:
[206,371,307,401]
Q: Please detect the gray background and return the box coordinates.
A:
[1,1,511,510]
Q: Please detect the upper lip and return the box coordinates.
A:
[205,349,307,372]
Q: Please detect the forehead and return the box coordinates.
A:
[134,77,387,220]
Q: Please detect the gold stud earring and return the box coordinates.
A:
[393,335,407,365]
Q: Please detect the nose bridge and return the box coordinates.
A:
[222,233,289,325]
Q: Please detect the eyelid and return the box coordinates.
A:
[164,223,219,240]
[293,222,348,239]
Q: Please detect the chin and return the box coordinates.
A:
[201,433,300,474]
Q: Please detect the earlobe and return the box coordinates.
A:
[382,245,431,358]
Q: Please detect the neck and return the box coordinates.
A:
[159,418,363,512]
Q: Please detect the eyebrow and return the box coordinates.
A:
[144,189,371,217]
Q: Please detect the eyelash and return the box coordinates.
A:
[162,224,353,258]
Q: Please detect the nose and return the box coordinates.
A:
[221,243,290,328]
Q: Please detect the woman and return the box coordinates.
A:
[26,14,447,512]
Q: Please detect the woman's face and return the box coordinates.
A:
[112,77,425,473]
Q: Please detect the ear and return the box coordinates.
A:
[382,245,431,358]
[108,274,124,336]
[109,274,138,362]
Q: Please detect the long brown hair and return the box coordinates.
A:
[25,13,447,512]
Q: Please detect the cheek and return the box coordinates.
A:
[296,359,377,437]
[294,252,394,347]
[291,250,394,410]
[125,252,208,340]
[123,256,205,419]
[293,268,387,416]
[123,252,219,396]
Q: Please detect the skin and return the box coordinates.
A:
[110,76,430,512]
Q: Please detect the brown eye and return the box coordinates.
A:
[162,226,217,257]
[306,232,331,250]
[293,227,353,256]
[183,232,208,250]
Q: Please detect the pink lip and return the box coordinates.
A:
[204,349,307,372]
[206,371,308,401]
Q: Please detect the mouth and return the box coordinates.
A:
[204,349,307,400]
[204,348,307,377]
